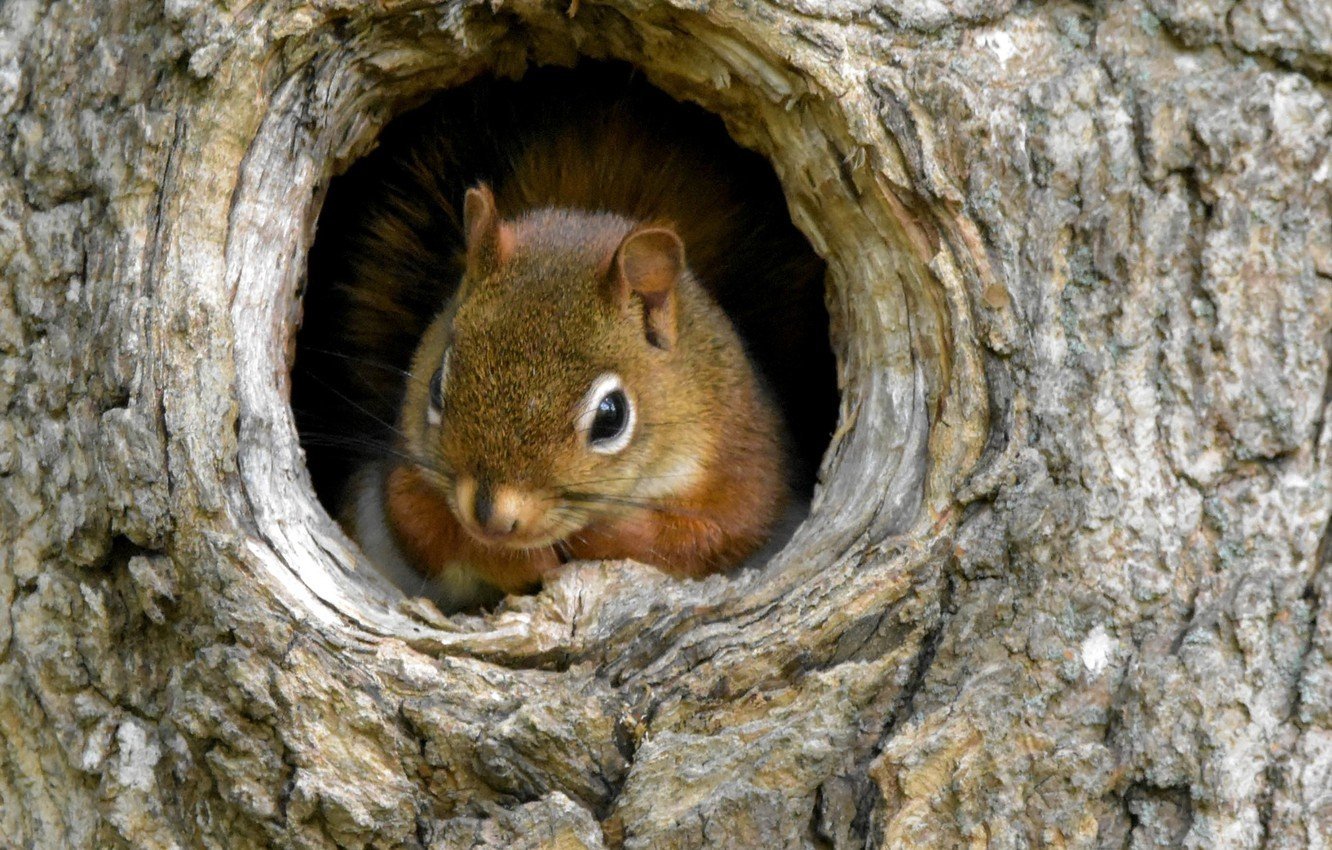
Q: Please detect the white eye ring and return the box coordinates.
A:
[577,372,635,455]
[425,347,450,427]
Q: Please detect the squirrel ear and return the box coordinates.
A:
[611,226,684,351]
[462,184,513,277]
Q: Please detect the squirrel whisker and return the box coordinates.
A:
[559,491,710,520]
[300,346,428,386]
[299,432,409,461]
[300,371,415,443]
[301,433,456,482]
[555,470,701,489]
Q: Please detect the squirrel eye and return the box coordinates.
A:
[578,373,635,455]
[591,391,628,442]
[429,367,444,410]
[426,348,450,425]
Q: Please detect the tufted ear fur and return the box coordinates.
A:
[610,226,684,350]
[462,184,513,278]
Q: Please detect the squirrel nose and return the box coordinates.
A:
[470,481,523,537]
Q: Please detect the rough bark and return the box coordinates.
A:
[0,0,1328,848]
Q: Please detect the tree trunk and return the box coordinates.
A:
[1,0,1328,847]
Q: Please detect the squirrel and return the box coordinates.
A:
[295,66,836,610]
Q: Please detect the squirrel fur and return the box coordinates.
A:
[295,66,835,610]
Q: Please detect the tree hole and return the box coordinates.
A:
[291,63,839,610]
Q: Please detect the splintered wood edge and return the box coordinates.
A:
[211,1,987,671]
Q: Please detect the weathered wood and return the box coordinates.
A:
[0,0,1328,847]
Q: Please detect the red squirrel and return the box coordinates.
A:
[297,67,833,610]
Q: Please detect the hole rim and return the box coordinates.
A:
[210,4,987,662]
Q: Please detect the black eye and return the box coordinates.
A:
[428,348,452,412]
[580,373,634,454]
[590,390,628,444]
[428,367,444,410]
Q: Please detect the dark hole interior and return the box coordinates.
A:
[292,63,837,598]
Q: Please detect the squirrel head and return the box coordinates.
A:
[396,184,746,552]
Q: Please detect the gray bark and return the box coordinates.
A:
[1,0,1329,848]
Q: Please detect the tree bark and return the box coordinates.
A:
[1,0,1328,848]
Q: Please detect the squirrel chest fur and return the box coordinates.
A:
[301,70,831,610]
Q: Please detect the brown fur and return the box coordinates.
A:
[387,206,789,592]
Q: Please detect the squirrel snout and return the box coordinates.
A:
[456,477,544,544]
